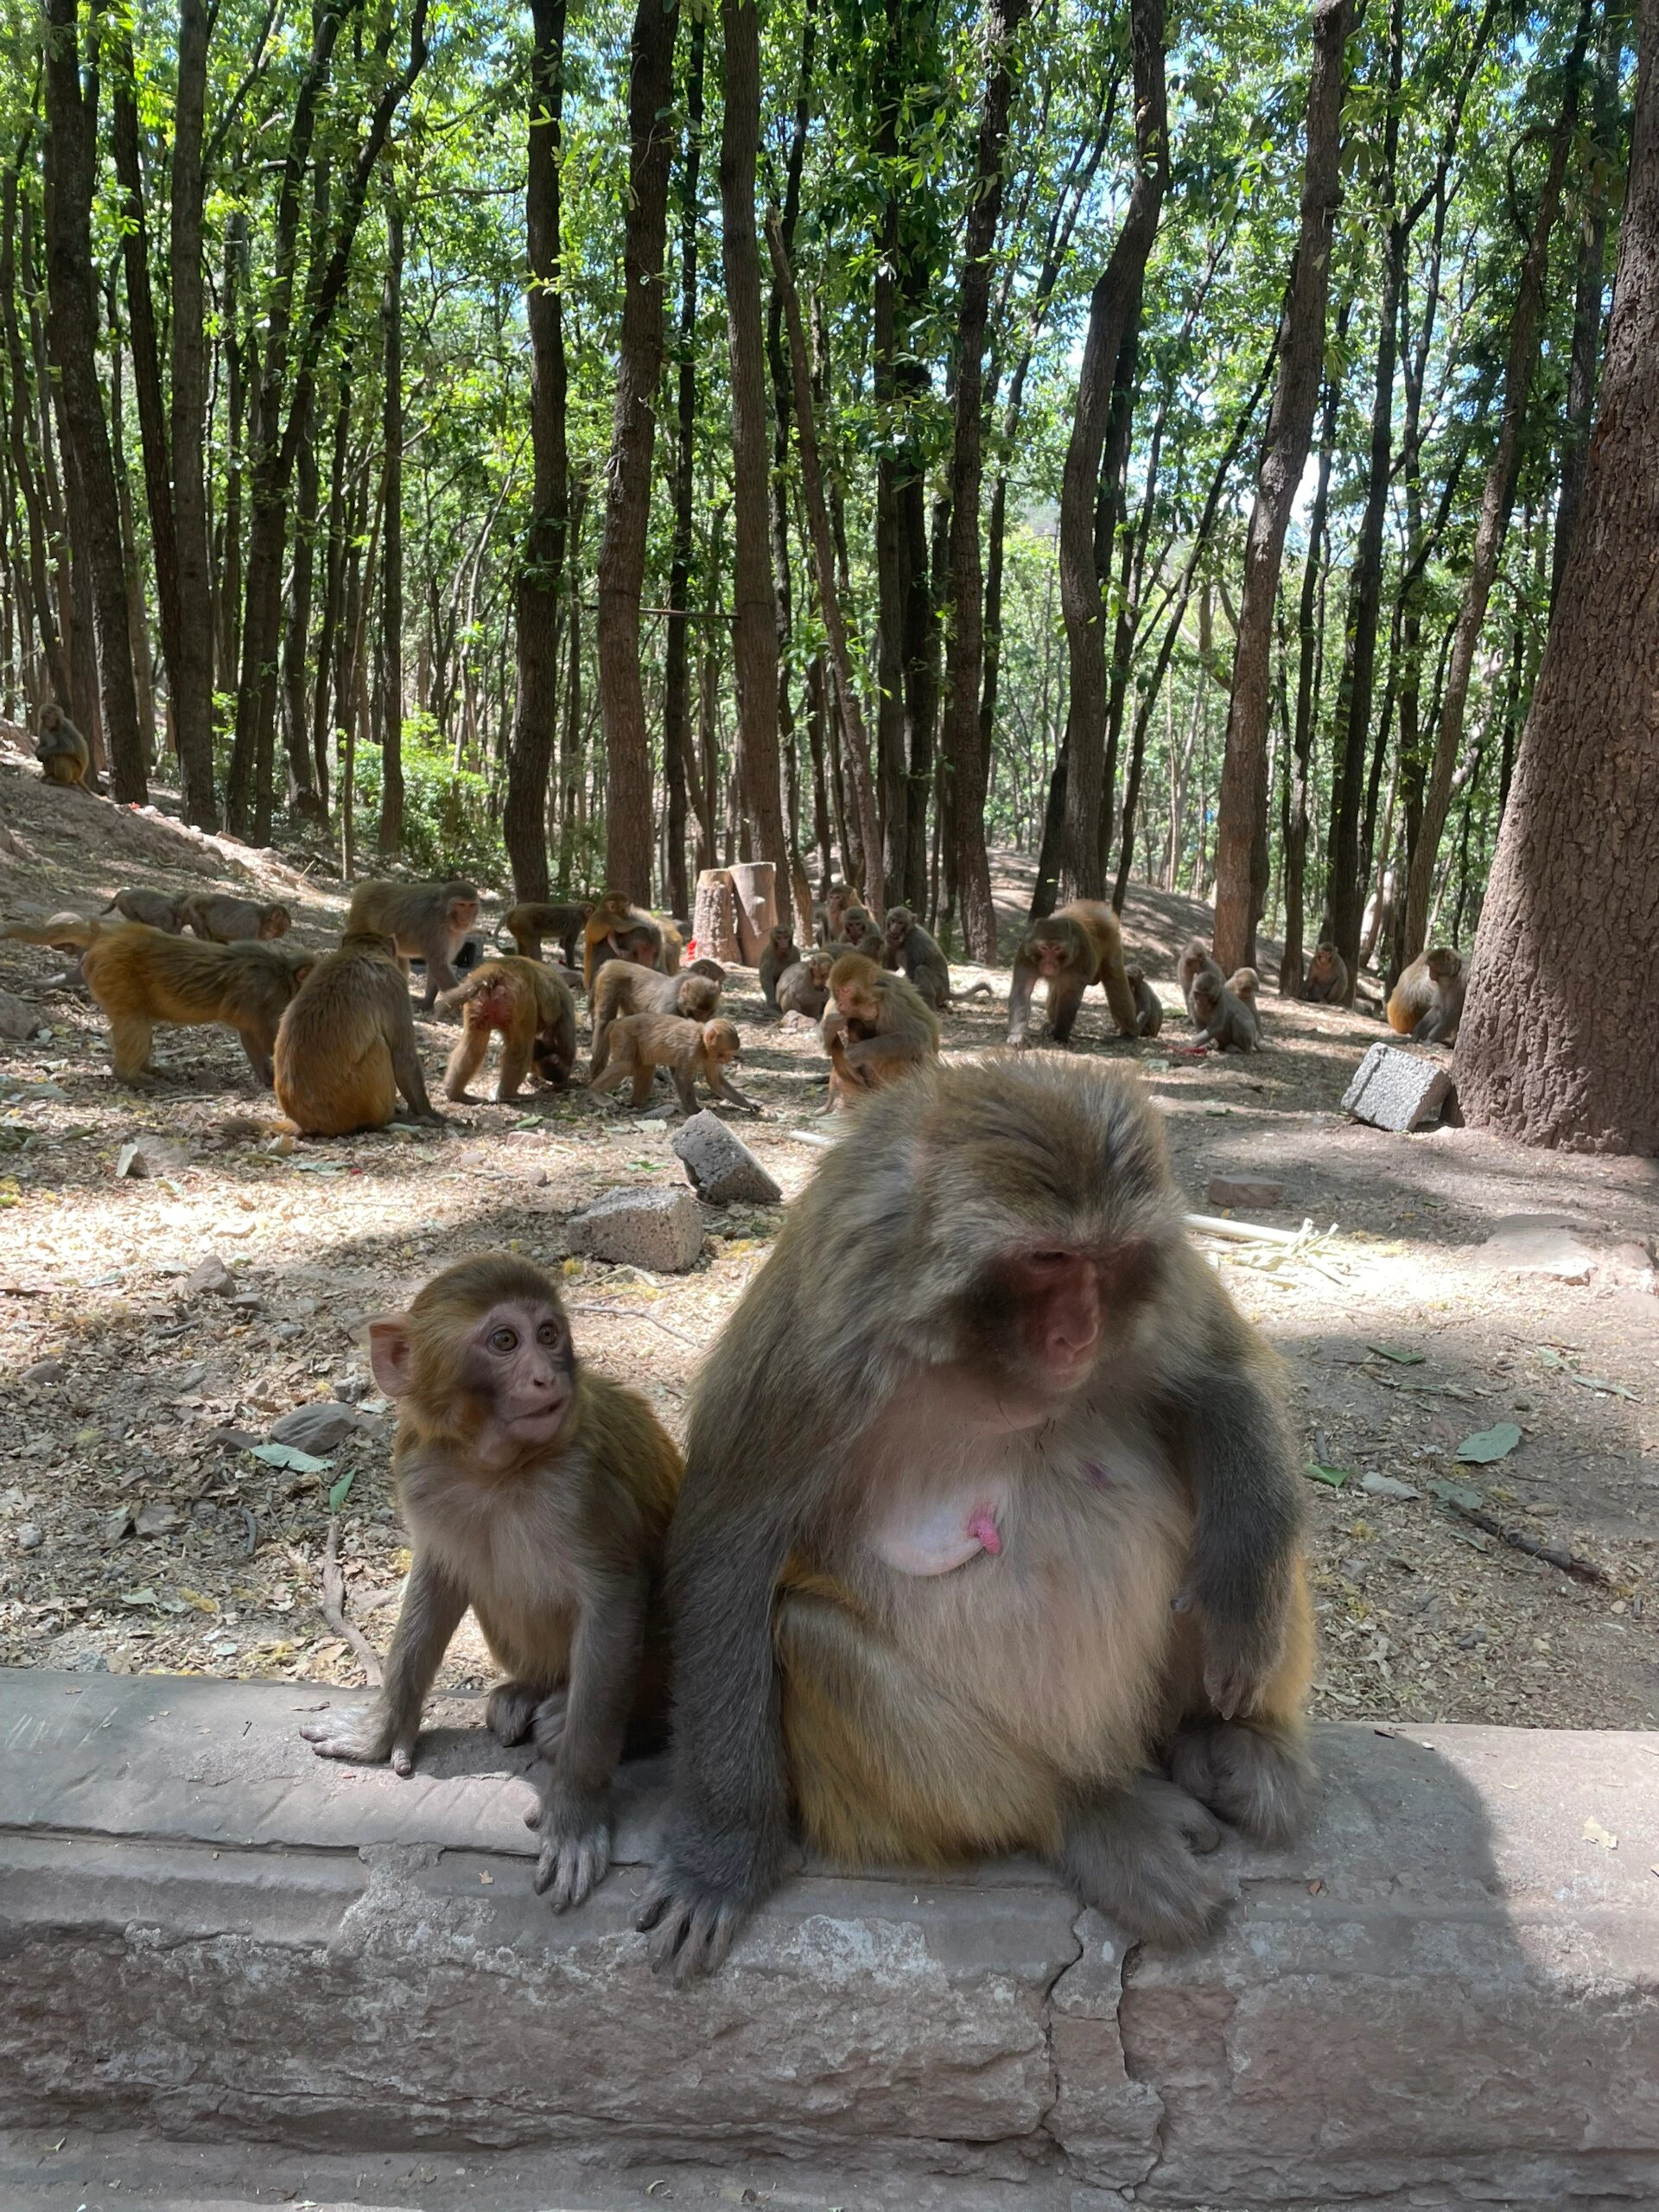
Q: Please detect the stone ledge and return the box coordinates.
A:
[2,1668,1656,2207]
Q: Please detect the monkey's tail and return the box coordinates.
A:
[3,912,98,950]
[957,981,994,1000]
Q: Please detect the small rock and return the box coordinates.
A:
[1340,1043,1453,1133]
[672,1110,784,1205]
[22,1357,65,1384]
[16,1523,43,1551]
[1206,1175,1284,1211]
[101,1505,135,1545]
[0,988,41,1040]
[67,1647,110,1673]
[229,1291,264,1313]
[332,1374,373,1404]
[134,1500,184,1537]
[565,1185,705,1274]
[1360,1471,1422,1502]
[1338,1556,1370,1583]
[116,1138,188,1179]
[182,1253,236,1299]
[268,1402,362,1455]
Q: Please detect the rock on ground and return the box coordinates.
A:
[1340,1040,1452,1132]
[564,1185,705,1273]
[671,1110,784,1205]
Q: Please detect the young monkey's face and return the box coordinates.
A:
[372,1296,576,1467]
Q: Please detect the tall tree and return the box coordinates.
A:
[1211,0,1350,973]
[1454,0,1659,1155]
[664,19,707,920]
[378,192,405,856]
[1056,0,1168,900]
[598,0,678,902]
[168,0,218,825]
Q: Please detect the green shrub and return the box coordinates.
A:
[348,730,505,884]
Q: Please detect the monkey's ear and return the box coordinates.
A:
[367,1317,416,1398]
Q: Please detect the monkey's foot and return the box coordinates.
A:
[486,1679,548,1747]
[1059,1776,1229,1948]
[299,1702,413,1777]
[526,1789,611,1911]
[1170,1719,1318,1848]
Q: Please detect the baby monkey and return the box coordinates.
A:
[589,1013,758,1116]
[302,1255,682,1910]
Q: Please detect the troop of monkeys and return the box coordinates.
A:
[303,1050,1319,1976]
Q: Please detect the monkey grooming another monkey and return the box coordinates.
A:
[502,899,594,969]
[1303,941,1348,1003]
[582,894,664,993]
[1127,967,1164,1038]
[589,1013,757,1116]
[821,951,940,1108]
[776,950,834,1020]
[834,903,886,958]
[34,703,90,787]
[347,878,480,1010]
[882,906,953,1010]
[437,956,577,1102]
[102,889,185,933]
[590,962,721,1078]
[180,893,292,944]
[758,925,798,1012]
[274,930,444,1135]
[638,1053,1315,1981]
[302,1254,682,1910]
[1179,937,1225,1016]
[1387,947,1466,1045]
[1007,899,1140,1047]
[1190,969,1261,1052]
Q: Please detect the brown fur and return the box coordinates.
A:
[777,950,834,1020]
[1191,970,1260,1052]
[582,894,664,992]
[35,703,90,787]
[501,899,594,967]
[180,893,292,944]
[589,962,721,1077]
[834,903,885,958]
[822,951,941,1108]
[1226,966,1260,1008]
[102,889,185,933]
[882,906,952,1010]
[1127,966,1164,1038]
[812,886,852,946]
[658,919,684,974]
[1179,938,1224,1016]
[758,925,798,1011]
[1303,941,1348,1003]
[438,956,577,1102]
[1387,947,1466,1045]
[589,1012,755,1116]
[1007,899,1139,1046]
[347,878,480,1009]
[274,930,442,1135]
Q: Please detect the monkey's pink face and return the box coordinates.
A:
[448,899,480,935]
[1034,942,1068,977]
[463,1300,575,1445]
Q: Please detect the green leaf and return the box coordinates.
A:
[118,1587,160,1608]
[1305,1462,1351,1488]
[1455,1423,1522,1465]
[327,1470,356,1512]
[1430,1478,1485,1511]
[1367,1343,1426,1365]
[248,1442,333,1475]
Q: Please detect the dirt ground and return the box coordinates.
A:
[1,741,1655,1732]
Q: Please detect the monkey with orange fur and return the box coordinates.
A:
[437,956,577,1102]
[274,931,444,1134]
[589,1013,758,1116]
[821,951,939,1109]
[1007,899,1140,1046]
[590,963,721,1078]
[582,894,664,993]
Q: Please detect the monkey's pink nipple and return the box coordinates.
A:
[969,1510,1002,1557]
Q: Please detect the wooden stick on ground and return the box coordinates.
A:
[1443,1497,1613,1586]
[321,1516,384,1685]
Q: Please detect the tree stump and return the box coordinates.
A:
[692,871,741,964]
[728,861,778,963]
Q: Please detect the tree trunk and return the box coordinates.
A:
[1,170,69,711]
[598,0,678,901]
[1281,336,1344,995]
[1211,0,1349,973]
[1453,0,1659,1155]
[504,0,570,901]
[218,214,246,702]
[168,0,218,825]
[311,377,352,813]
[662,19,706,922]
[283,391,321,815]
[41,0,148,804]
[944,0,1031,960]
[1399,5,1588,965]
[1552,43,1616,609]
[108,333,156,756]
[1056,0,1167,899]
[378,194,405,855]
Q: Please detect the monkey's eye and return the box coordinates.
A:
[487,1326,518,1353]
[537,1320,562,1346]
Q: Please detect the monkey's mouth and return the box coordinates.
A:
[505,1399,571,1433]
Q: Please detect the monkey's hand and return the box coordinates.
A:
[525,1780,611,1911]
[636,1827,767,1986]
[300,1700,419,1777]
[1177,1591,1287,1723]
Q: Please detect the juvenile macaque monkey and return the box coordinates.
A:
[758,925,798,1012]
[34,702,90,787]
[274,930,444,1134]
[658,919,685,975]
[3,913,314,1084]
[1007,899,1140,1046]
[821,951,940,1107]
[639,1055,1314,1981]
[1227,966,1260,1009]
[502,899,594,968]
[1190,969,1261,1052]
[1303,941,1348,1003]
[1179,937,1225,1016]
[302,1254,682,1910]
[1127,966,1164,1038]
[882,906,953,1010]
[1387,947,1466,1045]
[438,956,577,1102]
[102,888,184,933]
[347,878,480,1009]
[686,957,727,983]
[582,894,664,992]
[834,903,885,958]
[812,885,851,946]
[590,962,721,1077]
[776,950,834,1020]
[590,1013,756,1116]
[180,893,292,944]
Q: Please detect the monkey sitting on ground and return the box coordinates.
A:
[1179,937,1225,1017]
[882,906,953,1010]
[437,956,577,1102]
[34,703,90,788]
[347,878,480,1010]
[821,951,940,1108]
[582,893,664,993]
[1227,966,1260,1009]
[1387,947,1466,1045]
[834,903,886,958]
[2,914,315,1086]
[590,962,721,1078]
[181,893,292,944]
[274,930,444,1135]
[102,889,184,933]
[637,1053,1315,1981]
[1190,969,1261,1052]
[757,925,798,1012]
[302,1253,682,1910]
[812,885,852,946]
[502,899,594,969]
[1127,966,1164,1038]
[776,950,834,1021]
[589,1014,758,1116]
[1007,899,1140,1046]
[1303,941,1347,1004]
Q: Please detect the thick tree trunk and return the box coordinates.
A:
[1551,50,1614,609]
[41,0,148,803]
[504,0,570,901]
[1281,340,1344,995]
[598,0,678,901]
[944,0,1031,961]
[662,20,706,923]
[218,215,246,702]
[1211,0,1349,973]
[1453,0,1659,1155]
[378,196,405,856]
[1056,0,1167,899]
[168,0,218,825]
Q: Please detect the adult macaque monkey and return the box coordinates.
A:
[1007,899,1140,1047]
[347,878,480,1010]
[821,952,940,1107]
[834,903,885,958]
[1387,947,1466,1045]
[639,1056,1314,1980]
[758,925,798,1012]
[1179,937,1224,1017]
[302,1255,682,1910]
[590,963,721,1077]
[34,702,91,787]
[102,889,185,933]
[181,893,292,943]
[1127,967,1164,1038]
[582,893,664,993]
[438,956,577,1101]
[1302,941,1348,1003]
[776,950,834,1020]
[502,899,594,968]
[274,931,444,1134]
[812,885,851,946]
[590,1013,757,1116]
[3,914,314,1085]
[1190,969,1261,1052]
[882,906,953,1010]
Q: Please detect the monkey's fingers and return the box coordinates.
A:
[535,1823,611,1911]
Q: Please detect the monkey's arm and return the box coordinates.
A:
[528,1570,646,1910]
[706,1068,760,1114]
[1005,954,1038,1046]
[1098,948,1142,1037]
[301,1553,466,1775]
[421,957,461,1008]
[391,1021,446,1125]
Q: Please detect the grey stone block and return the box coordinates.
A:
[671,1109,783,1205]
[0,988,41,1039]
[1206,1175,1284,1210]
[1341,1039,1453,1131]
[565,1185,704,1273]
[267,1402,363,1455]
